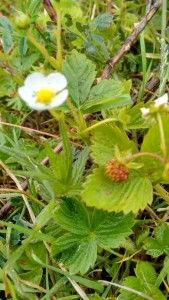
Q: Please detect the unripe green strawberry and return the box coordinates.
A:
[105,159,130,183]
[15,12,30,29]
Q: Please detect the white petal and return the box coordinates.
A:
[154,93,168,107]
[46,72,67,92]
[18,86,45,110]
[24,72,47,91]
[50,89,68,107]
[140,107,150,117]
[18,86,35,103]
[28,102,48,110]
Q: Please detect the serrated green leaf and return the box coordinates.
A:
[126,102,152,129]
[72,147,89,184]
[22,53,40,71]
[135,261,157,285]
[82,79,132,113]
[117,277,166,300]
[91,210,134,249]
[2,33,13,53]
[0,75,14,98]
[82,168,153,213]
[62,50,96,107]
[141,115,169,183]
[51,233,97,275]
[117,262,167,300]
[52,198,134,274]
[54,198,91,235]
[136,228,150,246]
[94,13,112,30]
[144,223,169,258]
[117,277,143,300]
[91,33,104,45]
[0,16,13,32]
[67,235,97,275]
[18,37,28,55]
[45,142,65,181]
[90,124,137,166]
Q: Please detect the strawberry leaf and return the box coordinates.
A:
[51,198,134,274]
[82,168,153,214]
[144,223,169,258]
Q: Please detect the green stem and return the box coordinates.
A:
[124,151,164,164]
[25,29,59,70]
[54,1,62,70]
[66,98,81,127]
[156,113,167,162]
[82,118,119,133]
[154,184,169,205]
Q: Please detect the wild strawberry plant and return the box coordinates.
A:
[0,0,169,299]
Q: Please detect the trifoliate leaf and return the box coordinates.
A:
[52,198,134,274]
[144,223,169,258]
[62,50,96,107]
[82,168,153,213]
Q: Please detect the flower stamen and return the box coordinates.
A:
[36,89,55,104]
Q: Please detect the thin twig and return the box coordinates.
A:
[101,0,162,80]
[0,120,60,139]
[0,121,83,148]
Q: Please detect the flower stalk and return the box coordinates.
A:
[156,112,168,162]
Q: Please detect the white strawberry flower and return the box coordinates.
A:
[18,72,68,110]
[154,93,168,107]
[140,93,169,119]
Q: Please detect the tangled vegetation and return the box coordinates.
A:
[0,0,169,299]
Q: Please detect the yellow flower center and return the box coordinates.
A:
[36,89,54,104]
